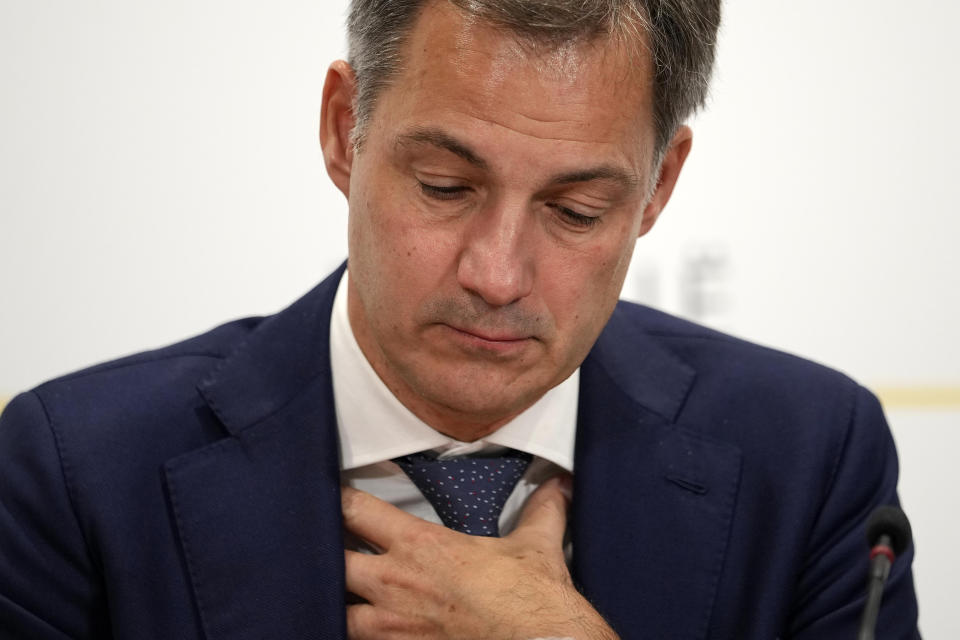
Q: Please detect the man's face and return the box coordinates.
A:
[323,2,688,438]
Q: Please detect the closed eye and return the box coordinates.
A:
[419,181,469,201]
[549,203,600,228]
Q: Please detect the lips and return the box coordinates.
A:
[440,324,535,354]
[451,326,531,343]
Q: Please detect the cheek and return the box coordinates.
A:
[348,179,412,320]
[351,180,414,270]
[350,182,462,311]
[599,217,643,288]
[543,229,636,333]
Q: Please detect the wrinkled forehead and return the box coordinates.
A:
[403,1,653,111]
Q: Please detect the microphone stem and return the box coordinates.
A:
[857,535,893,640]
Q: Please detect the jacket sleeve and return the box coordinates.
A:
[0,392,109,639]
[788,385,920,639]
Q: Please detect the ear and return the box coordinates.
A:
[638,125,693,237]
[319,60,357,198]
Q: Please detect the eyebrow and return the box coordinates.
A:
[396,128,490,171]
[396,126,642,190]
[549,166,643,190]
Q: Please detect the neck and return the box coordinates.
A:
[392,392,529,443]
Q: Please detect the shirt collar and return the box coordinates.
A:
[330,270,578,472]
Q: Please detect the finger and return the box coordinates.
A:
[344,549,383,603]
[346,603,379,640]
[510,473,571,548]
[347,603,412,640]
[341,485,425,551]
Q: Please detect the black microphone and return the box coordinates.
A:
[857,505,912,640]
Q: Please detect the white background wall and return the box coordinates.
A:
[1,0,957,635]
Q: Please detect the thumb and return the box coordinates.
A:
[511,473,572,548]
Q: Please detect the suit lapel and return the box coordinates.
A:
[572,306,742,640]
[164,267,347,640]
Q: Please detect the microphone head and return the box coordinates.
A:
[866,505,912,557]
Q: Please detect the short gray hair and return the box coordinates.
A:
[347,0,721,157]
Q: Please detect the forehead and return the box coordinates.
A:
[370,1,657,172]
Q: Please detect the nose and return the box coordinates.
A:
[456,200,535,307]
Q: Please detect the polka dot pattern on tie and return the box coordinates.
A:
[393,450,532,537]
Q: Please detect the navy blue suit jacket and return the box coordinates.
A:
[0,266,919,639]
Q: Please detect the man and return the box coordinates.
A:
[0,0,919,639]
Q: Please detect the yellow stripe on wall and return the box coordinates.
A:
[875,387,960,410]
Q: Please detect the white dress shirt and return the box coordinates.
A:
[331,270,579,537]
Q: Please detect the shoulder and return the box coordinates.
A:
[598,300,878,476]
[605,300,899,527]
[608,299,860,409]
[6,266,345,481]
[7,316,265,478]
[32,316,262,419]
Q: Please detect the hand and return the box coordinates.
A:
[341,474,617,640]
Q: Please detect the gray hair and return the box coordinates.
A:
[346,0,721,158]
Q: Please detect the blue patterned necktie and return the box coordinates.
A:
[393,450,532,537]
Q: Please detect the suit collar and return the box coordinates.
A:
[196,264,347,437]
[585,301,697,422]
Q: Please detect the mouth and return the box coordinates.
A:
[452,326,530,342]
[441,324,535,354]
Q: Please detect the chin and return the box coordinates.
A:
[413,371,542,425]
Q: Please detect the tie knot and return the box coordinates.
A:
[393,450,532,536]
